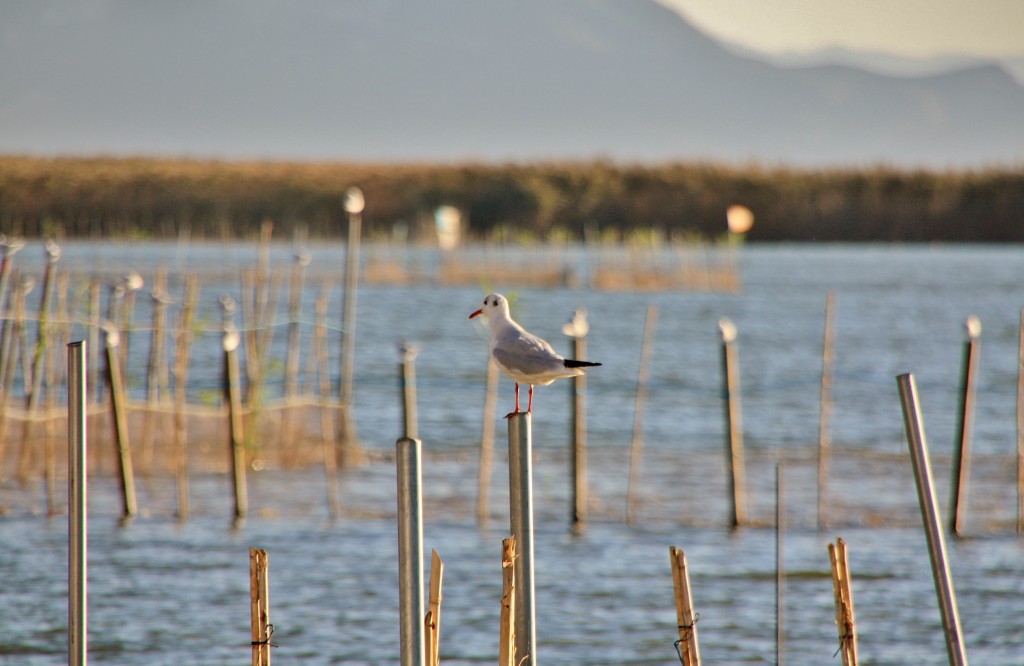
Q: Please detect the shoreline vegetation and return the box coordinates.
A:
[0,154,1021,243]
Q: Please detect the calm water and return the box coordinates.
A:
[2,242,1024,664]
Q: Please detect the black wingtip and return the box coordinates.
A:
[563,359,601,368]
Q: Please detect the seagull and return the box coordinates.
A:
[469,293,601,417]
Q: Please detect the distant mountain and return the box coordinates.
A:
[730,44,1024,86]
[1,0,1022,168]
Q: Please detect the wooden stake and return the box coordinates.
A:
[828,538,859,666]
[720,317,747,528]
[315,285,341,519]
[104,324,138,522]
[499,536,517,666]
[476,358,499,530]
[249,547,272,666]
[224,305,248,526]
[1018,307,1024,534]
[172,275,199,520]
[950,316,980,536]
[626,304,658,525]
[817,290,836,528]
[425,549,445,666]
[669,546,701,666]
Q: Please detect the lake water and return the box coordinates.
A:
[1,241,1023,664]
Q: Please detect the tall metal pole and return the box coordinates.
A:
[507,413,537,666]
[720,317,747,528]
[68,341,87,666]
[950,316,980,536]
[396,437,425,666]
[896,373,969,666]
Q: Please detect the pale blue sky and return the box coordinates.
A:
[659,0,1024,58]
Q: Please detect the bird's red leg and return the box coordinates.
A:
[505,383,522,419]
[527,385,534,413]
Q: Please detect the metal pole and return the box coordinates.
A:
[507,412,537,666]
[950,316,980,536]
[720,317,746,528]
[396,437,425,666]
[68,341,87,666]
[398,343,419,441]
[896,373,969,666]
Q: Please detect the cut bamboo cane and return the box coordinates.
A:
[249,546,272,666]
[425,549,445,666]
[720,317,747,528]
[223,302,248,526]
[17,240,60,482]
[44,273,70,515]
[476,358,499,530]
[669,546,701,666]
[828,538,859,666]
[104,323,138,522]
[565,308,590,530]
[141,268,171,474]
[817,290,836,528]
[499,536,517,666]
[1018,307,1024,534]
[0,276,29,479]
[315,285,341,519]
[172,275,199,520]
[950,315,980,536]
[626,304,658,525]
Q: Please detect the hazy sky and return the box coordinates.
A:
[659,0,1024,58]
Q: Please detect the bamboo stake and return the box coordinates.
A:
[499,536,517,666]
[67,340,87,666]
[339,187,364,456]
[17,240,60,482]
[828,538,859,666]
[1018,307,1024,534]
[118,271,144,384]
[720,317,747,528]
[104,323,138,522]
[44,273,71,514]
[564,308,590,530]
[626,304,658,525]
[776,463,784,666]
[476,358,499,530]
[0,276,29,479]
[950,315,980,536]
[172,275,199,520]
[249,547,272,666]
[0,237,25,402]
[669,546,701,666]
[315,285,341,519]
[425,549,445,666]
[88,282,101,403]
[282,248,311,446]
[223,297,248,527]
[141,268,171,474]
[817,290,836,528]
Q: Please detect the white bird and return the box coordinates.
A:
[469,293,601,417]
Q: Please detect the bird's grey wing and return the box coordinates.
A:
[492,329,561,375]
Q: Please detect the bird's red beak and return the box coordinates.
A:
[469,309,483,319]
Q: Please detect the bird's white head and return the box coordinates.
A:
[468,293,509,321]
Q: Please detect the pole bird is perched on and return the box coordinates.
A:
[469,293,601,417]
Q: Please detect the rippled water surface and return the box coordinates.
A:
[2,242,1024,664]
